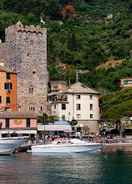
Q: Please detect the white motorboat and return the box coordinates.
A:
[31,139,102,154]
[0,137,26,155]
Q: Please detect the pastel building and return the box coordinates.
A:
[0,63,17,111]
[119,78,132,88]
[0,112,37,137]
[48,82,100,134]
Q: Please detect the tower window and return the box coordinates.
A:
[40,106,43,111]
[32,71,36,74]
[29,87,34,94]
[27,52,30,56]
[29,106,35,111]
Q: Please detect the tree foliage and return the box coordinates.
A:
[0,0,132,92]
[101,88,132,119]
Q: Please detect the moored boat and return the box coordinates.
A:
[0,137,26,155]
[31,139,102,154]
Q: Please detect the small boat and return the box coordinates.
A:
[0,137,26,155]
[31,139,102,154]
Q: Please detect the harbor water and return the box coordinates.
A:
[0,152,132,184]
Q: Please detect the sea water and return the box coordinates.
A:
[0,152,131,184]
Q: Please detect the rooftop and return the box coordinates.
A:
[64,82,99,94]
[48,82,99,96]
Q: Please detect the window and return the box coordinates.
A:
[6,73,11,80]
[26,118,30,128]
[4,83,12,91]
[62,104,66,110]
[27,52,30,56]
[6,97,10,104]
[90,104,93,110]
[0,96,2,103]
[29,106,35,111]
[76,95,80,99]
[90,95,93,99]
[32,71,36,75]
[40,106,43,111]
[5,118,9,128]
[90,114,93,119]
[29,87,34,94]
[76,104,81,110]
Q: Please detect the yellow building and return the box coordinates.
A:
[0,63,17,111]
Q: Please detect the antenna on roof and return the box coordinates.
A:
[76,69,90,83]
[76,70,79,83]
[40,17,46,25]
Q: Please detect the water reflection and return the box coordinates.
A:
[0,153,102,184]
[0,153,131,184]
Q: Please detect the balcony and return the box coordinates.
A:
[48,94,68,103]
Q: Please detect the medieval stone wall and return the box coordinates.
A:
[0,22,48,113]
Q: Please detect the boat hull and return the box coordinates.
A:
[31,143,102,153]
[0,138,25,155]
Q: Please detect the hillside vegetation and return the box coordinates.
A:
[101,88,132,119]
[0,1,131,87]
[0,0,132,118]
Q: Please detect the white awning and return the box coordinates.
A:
[38,124,72,132]
[0,129,37,134]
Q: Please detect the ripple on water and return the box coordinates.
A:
[0,153,131,184]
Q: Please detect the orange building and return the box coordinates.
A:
[0,63,17,111]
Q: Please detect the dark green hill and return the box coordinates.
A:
[101,88,132,119]
[0,0,132,92]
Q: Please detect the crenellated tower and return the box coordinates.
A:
[4,21,48,113]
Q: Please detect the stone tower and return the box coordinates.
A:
[4,21,48,113]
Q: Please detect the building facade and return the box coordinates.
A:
[48,82,100,134]
[0,64,17,111]
[0,22,48,113]
[0,112,37,137]
[119,78,132,88]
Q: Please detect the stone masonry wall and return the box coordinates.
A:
[0,22,48,113]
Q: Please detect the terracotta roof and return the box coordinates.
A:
[64,82,99,94]
[0,111,37,119]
